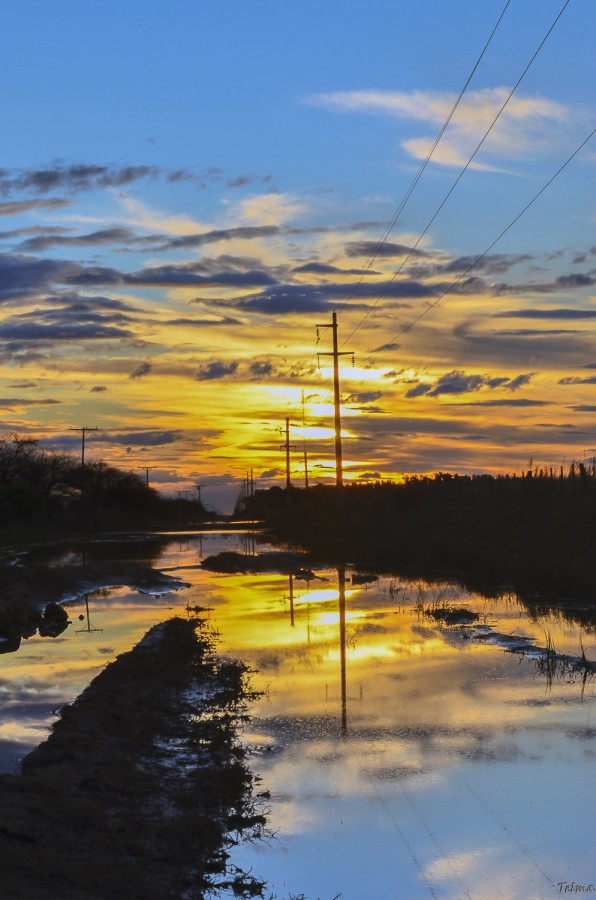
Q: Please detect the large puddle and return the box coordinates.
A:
[1,531,595,899]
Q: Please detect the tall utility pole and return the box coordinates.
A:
[70,426,98,471]
[301,389,309,489]
[280,417,297,505]
[316,311,353,504]
[70,426,98,501]
[138,466,154,488]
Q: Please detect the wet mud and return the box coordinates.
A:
[0,616,265,899]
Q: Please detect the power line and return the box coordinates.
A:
[335,0,513,319]
[289,0,514,442]
[359,124,596,367]
[341,0,572,349]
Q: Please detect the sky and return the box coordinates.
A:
[0,0,594,511]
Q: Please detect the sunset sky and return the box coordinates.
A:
[1,0,595,510]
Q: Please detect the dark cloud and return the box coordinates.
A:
[167,316,243,327]
[98,430,183,447]
[406,370,536,398]
[237,280,426,315]
[452,319,594,364]
[493,308,596,320]
[345,241,431,259]
[0,198,71,216]
[293,262,374,276]
[125,262,276,289]
[345,391,382,404]
[90,385,107,393]
[0,254,81,300]
[130,362,152,379]
[494,273,595,295]
[248,360,274,379]
[0,164,161,196]
[149,225,280,252]
[436,253,533,276]
[0,398,61,408]
[16,227,137,253]
[195,360,239,381]
[559,375,596,385]
[371,342,401,353]
[0,322,132,342]
[452,398,551,407]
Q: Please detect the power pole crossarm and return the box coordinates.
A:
[69,426,98,470]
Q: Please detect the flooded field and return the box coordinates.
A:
[1,531,595,899]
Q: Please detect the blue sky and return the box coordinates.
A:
[0,0,594,509]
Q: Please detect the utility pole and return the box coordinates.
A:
[70,425,98,501]
[138,466,154,488]
[301,389,309,489]
[316,311,353,504]
[195,483,206,504]
[280,417,297,505]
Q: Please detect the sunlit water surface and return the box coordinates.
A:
[1,531,595,900]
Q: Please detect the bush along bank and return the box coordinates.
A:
[247,471,596,606]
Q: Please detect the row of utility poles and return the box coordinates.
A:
[280,311,351,507]
[71,309,349,511]
[68,427,210,507]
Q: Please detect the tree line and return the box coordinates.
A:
[0,433,204,529]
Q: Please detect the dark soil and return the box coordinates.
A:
[0,616,266,899]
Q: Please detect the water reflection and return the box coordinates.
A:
[75,593,103,635]
[1,533,595,897]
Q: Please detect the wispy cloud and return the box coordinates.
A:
[308,88,577,170]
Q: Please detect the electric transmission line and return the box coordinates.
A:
[358,124,596,367]
[341,0,573,349]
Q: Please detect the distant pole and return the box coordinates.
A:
[301,389,309,490]
[195,483,206,503]
[285,419,291,492]
[70,425,98,500]
[280,418,297,506]
[138,466,153,488]
[316,311,353,505]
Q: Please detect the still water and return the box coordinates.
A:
[1,531,595,899]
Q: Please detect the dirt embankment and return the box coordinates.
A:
[0,616,266,899]
[0,559,186,654]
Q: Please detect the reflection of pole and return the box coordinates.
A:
[289,574,295,627]
[338,565,347,737]
[75,593,103,635]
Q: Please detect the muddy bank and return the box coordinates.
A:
[201,549,314,578]
[0,616,266,899]
[0,558,187,654]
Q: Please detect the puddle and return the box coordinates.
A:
[1,532,595,897]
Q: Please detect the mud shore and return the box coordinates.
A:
[0,615,265,899]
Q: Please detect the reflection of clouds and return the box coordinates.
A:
[423,847,496,883]
[361,763,425,781]
[353,622,390,636]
